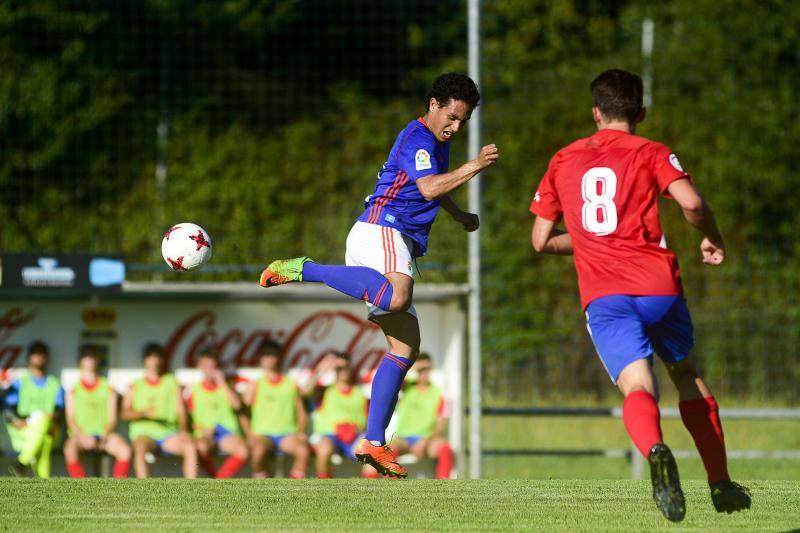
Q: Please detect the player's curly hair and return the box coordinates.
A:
[425,72,480,111]
[590,69,643,123]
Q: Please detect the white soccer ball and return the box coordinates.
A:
[161,222,212,271]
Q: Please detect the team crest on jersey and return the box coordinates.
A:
[669,153,684,172]
[533,191,541,202]
[415,149,432,170]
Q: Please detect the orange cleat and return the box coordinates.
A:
[355,439,407,478]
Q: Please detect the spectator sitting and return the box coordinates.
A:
[243,340,309,479]
[188,348,249,478]
[304,351,376,479]
[391,353,453,479]
[63,344,132,478]
[4,341,63,478]
[122,343,197,479]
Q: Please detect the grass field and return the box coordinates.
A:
[482,416,800,479]
[0,479,797,531]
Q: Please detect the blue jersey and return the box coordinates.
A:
[357,118,450,257]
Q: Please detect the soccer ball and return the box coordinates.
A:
[161,223,212,271]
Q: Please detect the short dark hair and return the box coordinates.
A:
[27,341,49,359]
[142,342,164,360]
[425,72,480,111]
[257,339,282,358]
[590,69,643,123]
[78,344,100,364]
[197,347,219,364]
[417,352,432,363]
[333,351,350,363]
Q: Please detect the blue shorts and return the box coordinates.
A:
[403,436,423,447]
[585,295,694,383]
[323,434,361,460]
[213,424,235,446]
[265,434,290,450]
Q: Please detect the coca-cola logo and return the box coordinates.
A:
[163,309,386,379]
[0,308,36,369]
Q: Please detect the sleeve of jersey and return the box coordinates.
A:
[529,157,563,221]
[399,128,440,181]
[652,143,691,197]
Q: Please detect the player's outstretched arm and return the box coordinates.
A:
[666,178,725,265]
[531,216,573,255]
[440,195,479,232]
[416,144,498,201]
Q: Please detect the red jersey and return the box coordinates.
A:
[530,128,690,309]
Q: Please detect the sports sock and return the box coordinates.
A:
[679,396,730,483]
[112,460,131,479]
[365,353,412,444]
[302,262,393,311]
[317,472,333,479]
[215,455,247,479]
[622,390,663,457]
[289,469,306,479]
[199,453,217,477]
[435,443,453,479]
[66,461,86,478]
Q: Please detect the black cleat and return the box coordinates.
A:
[8,460,32,478]
[648,443,686,522]
[710,480,751,513]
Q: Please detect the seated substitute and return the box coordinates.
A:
[392,353,453,479]
[122,342,197,479]
[243,340,309,479]
[304,352,375,479]
[188,349,249,478]
[64,345,132,478]
[4,341,64,478]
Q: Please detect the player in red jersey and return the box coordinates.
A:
[530,69,751,522]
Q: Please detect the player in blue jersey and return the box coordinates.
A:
[260,73,499,476]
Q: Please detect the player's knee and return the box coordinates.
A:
[119,444,132,462]
[234,443,249,460]
[389,291,412,312]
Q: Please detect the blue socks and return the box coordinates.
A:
[365,353,413,444]
[302,262,394,311]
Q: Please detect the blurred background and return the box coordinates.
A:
[1,0,798,479]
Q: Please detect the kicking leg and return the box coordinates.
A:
[666,359,751,513]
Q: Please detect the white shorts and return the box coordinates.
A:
[345,221,416,318]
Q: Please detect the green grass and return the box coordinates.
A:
[0,479,797,531]
[482,416,800,479]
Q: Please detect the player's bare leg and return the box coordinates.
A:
[314,436,335,478]
[248,435,272,478]
[133,436,156,479]
[356,305,418,478]
[278,434,309,478]
[666,359,751,513]
[194,434,217,477]
[161,432,198,479]
[63,434,91,478]
[101,433,132,478]
[617,359,685,522]
[215,434,248,479]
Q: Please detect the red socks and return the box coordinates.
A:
[679,396,730,483]
[435,443,453,479]
[199,454,218,477]
[216,455,247,479]
[66,461,86,478]
[289,470,306,479]
[623,390,663,457]
[113,460,130,479]
[317,472,333,479]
